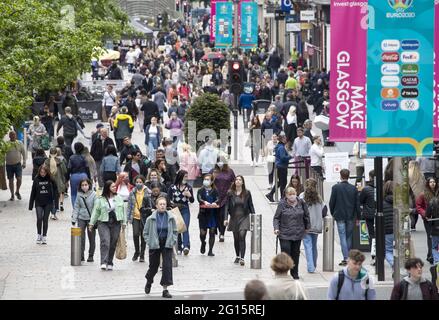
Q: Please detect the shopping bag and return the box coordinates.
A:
[115,227,127,260]
[170,207,187,234]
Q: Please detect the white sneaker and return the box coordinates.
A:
[106,265,113,271]
[41,236,47,244]
[100,264,107,270]
[36,235,42,244]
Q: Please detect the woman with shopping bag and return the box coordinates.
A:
[143,196,178,299]
[89,180,127,271]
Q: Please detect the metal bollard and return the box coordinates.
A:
[250,214,262,269]
[71,227,82,266]
[323,215,334,272]
[172,244,178,267]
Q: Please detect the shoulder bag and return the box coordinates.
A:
[81,197,97,230]
[136,195,152,224]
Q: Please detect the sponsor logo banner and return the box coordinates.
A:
[367,0,434,157]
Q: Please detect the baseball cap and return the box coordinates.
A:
[96,123,104,129]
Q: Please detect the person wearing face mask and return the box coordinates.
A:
[273,187,311,279]
[210,159,235,243]
[145,169,167,194]
[72,179,97,262]
[197,174,220,256]
[115,172,134,202]
[168,170,194,255]
[224,176,255,266]
[127,175,151,263]
[149,182,171,208]
[143,197,178,298]
[89,181,127,271]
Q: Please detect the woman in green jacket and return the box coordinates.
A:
[89,180,127,271]
[143,196,177,299]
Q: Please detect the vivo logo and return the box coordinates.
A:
[381,39,400,51]
[381,63,400,75]
[381,100,399,111]
[382,52,400,62]
[400,99,419,111]
[401,51,420,63]
[401,39,420,50]
[401,76,419,86]
[381,76,400,87]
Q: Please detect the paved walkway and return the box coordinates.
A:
[0,101,430,300]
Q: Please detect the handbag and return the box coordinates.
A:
[81,197,98,231]
[170,206,187,234]
[115,227,127,260]
[136,196,152,224]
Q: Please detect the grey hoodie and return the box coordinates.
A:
[299,193,327,234]
[72,190,97,223]
[404,276,426,300]
[327,267,376,300]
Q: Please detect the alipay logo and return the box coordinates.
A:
[381,40,400,51]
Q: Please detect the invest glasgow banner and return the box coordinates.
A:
[434,1,439,138]
[210,0,226,43]
[367,0,434,157]
[329,0,367,142]
[215,1,233,49]
[240,1,258,49]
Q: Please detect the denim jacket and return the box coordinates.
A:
[100,155,121,174]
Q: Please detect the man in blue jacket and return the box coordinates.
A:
[329,169,360,266]
[265,132,292,203]
[238,90,256,125]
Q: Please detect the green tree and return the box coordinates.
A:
[0,0,129,155]
[184,93,230,151]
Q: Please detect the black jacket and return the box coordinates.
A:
[32,156,47,180]
[57,116,78,136]
[29,175,58,210]
[383,195,394,235]
[119,144,141,165]
[273,198,311,241]
[359,182,376,219]
[329,181,360,221]
[90,136,115,162]
[224,190,255,221]
[124,160,149,185]
[56,143,73,163]
[426,197,439,236]
[141,101,160,128]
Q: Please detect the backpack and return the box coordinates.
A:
[335,270,370,300]
[41,134,51,151]
[399,279,435,300]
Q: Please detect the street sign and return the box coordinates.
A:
[280,0,292,13]
[300,10,315,21]
[286,23,301,32]
[285,14,299,23]
[275,9,286,20]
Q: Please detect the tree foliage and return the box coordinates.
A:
[0,0,129,155]
[184,93,231,151]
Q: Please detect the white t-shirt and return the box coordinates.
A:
[310,144,324,167]
[126,51,137,64]
[118,184,130,201]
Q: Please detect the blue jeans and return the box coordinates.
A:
[70,173,88,206]
[432,235,439,266]
[177,206,191,250]
[148,140,158,162]
[385,233,394,268]
[336,220,354,260]
[303,233,318,272]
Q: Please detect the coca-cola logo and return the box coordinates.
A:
[381,52,399,62]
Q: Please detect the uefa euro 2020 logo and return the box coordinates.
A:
[388,0,414,12]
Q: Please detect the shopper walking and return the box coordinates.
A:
[273,186,310,279]
[89,181,127,271]
[68,142,90,206]
[5,131,26,201]
[29,165,58,245]
[224,175,255,266]
[144,196,177,298]
[72,178,96,262]
[197,174,220,256]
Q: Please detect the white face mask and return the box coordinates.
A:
[203,180,211,187]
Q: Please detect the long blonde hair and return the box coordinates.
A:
[409,160,425,198]
[49,148,58,176]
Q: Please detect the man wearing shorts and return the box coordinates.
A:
[5,131,26,201]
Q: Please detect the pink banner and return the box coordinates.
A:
[434,2,439,140]
[329,1,367,142]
